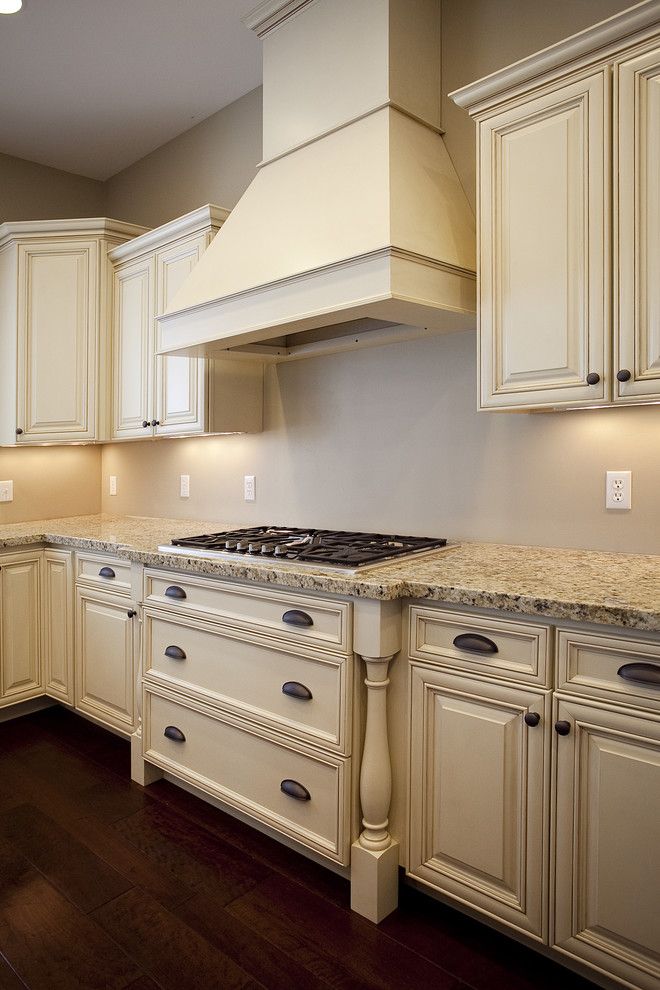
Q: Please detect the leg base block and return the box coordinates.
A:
[350,840,399,922]
[130,732,163,786]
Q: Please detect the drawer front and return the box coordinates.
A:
[557,628,660,713]
[76,552,132,595]
[143,688,350,863]
[410,606,550,686]
[144,569,351,654]
[144,611,350,752]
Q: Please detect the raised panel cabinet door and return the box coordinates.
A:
[408,665,550,939]
[553,699,660,990]
[615,43,660,401]
[154,233,210,435]
[75,588,136,734]
[112,255,155,439]
[0,555,42,703]
[42,550,74,704]
[16,240,98,441]
[479,69,609,409]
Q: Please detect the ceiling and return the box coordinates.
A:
[0,0,262,180]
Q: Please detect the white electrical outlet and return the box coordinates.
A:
[244,474,256,502]
[109,475,117,496]
[0,480,13,503]
[180,474,190,498]
[606,470,632,510]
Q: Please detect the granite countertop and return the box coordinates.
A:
[0,514,658,631]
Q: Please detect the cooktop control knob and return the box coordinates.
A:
[261,544,274,555]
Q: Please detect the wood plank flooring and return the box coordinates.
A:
[0,707,599,990]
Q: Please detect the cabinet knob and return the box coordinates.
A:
[15,428,23,436]
[164,725,185,743]
[586,372,600,385]
[282,681,313,701]
[282,609,313,627]
[142,420,150,428]
[524,712,541,727]
[165,585,187,600]
[616,369,632,383]
[453,633,498,655]
[127,609,137,618]
[554,720,571,736]
[280,779,311,801]
[151,420,160,427]
[165,645,187,661]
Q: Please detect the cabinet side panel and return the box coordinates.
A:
[1,557,42,700]
[0,247,18,443]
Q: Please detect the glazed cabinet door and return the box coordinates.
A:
[408,665,550,939]
[16,240,98,441]
[0,553,42,704]
[615,43,660,402]
[478,70,609,409]
[154,233,210,435]
[42,550,74,704]
[75,587,137,734]
[112,255,155,439]
[553,699,660,990]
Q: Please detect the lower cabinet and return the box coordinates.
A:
[75,586,137,734]
[553,698,660,990]
[42,549,74,704]
[0,552,43,705]
[408,664,550,939]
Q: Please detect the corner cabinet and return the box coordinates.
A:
[0,552,43,705]
[0,218,145,443]
[451,3,660,410]
[109,205,263,440]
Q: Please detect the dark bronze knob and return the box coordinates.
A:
[616,369,631,382]
[586,372,600,385]
[127,609,137,618]
[15,428,23,436]
[524,712,541,727]
[555,720,571,736]
[151,419,160,427]
[142,420,150,428]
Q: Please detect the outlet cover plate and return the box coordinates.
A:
[606,470,632,510]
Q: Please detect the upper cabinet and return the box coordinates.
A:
[451,1,660,411]
[0,218,144,443]
[109,205,263,440]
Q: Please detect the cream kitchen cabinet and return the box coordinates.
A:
[451,3,660,410]
[42,549,74,705]
[110,205,263,440]
[0,218,143,443]
[0,551,43,705]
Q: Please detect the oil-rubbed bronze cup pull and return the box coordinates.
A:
[617,662,660,687]
[453,633,498,655]
[282,609,313,627]
[282,681,313,701]
[99,566,115,578]
[165,585,187,600]
[165,645,187,661]
[280,779,311,801]
[164,725,185,742]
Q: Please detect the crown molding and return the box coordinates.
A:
[107,205,230,263]
[243,0,316,38]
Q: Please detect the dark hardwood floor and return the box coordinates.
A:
[0,707,599,990]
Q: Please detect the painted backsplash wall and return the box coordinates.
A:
[0,446,101,524]
[102,331,660,555]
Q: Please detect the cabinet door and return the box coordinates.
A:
[42,550,74,704]
[479,70,609,409]
[75,587,136,734]
[17,240,97,441]
[154,233,209,435]
[615,43,660,402]
[0,554,42,703]
[408,665,550,939]
[553,699,660,990]
[112,256,155,439]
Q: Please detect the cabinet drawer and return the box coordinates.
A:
[144,611,350,752]
[76,552,132,595]
[410,606,550,686]
[556,628,660,713]
[143,688,350,864]
[144,569,351,654]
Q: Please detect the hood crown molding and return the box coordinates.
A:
[243,0,316,38]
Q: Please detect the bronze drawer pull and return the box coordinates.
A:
[99,566,115,579]
[282,609,313,627]
[524,712,541,727]
[165,645,187,661]
[280,779,311,801]
[164,725,186,742]
[453,633,498,655]
[282,681,313,701]
[165,585,187,600]
[617,662,660,687]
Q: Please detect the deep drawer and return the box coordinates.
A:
[76,552,132,595]
[556,628,660,712]
[143,687,350,864]
[143,611,350,752]
[410,606,550,686]
[144,569,351,654]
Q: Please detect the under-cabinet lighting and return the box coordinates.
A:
[0,0,22,13]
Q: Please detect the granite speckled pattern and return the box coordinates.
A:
[0,514,658,631]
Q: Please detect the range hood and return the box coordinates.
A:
[158,0,476,363]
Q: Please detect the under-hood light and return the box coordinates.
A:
[0,0,22,13]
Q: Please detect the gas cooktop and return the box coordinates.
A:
[158,527,452,572]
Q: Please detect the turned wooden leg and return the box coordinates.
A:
[351,653,399,923]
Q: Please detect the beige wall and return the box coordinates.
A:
[0,446,101,524]
[0,152,104,223]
